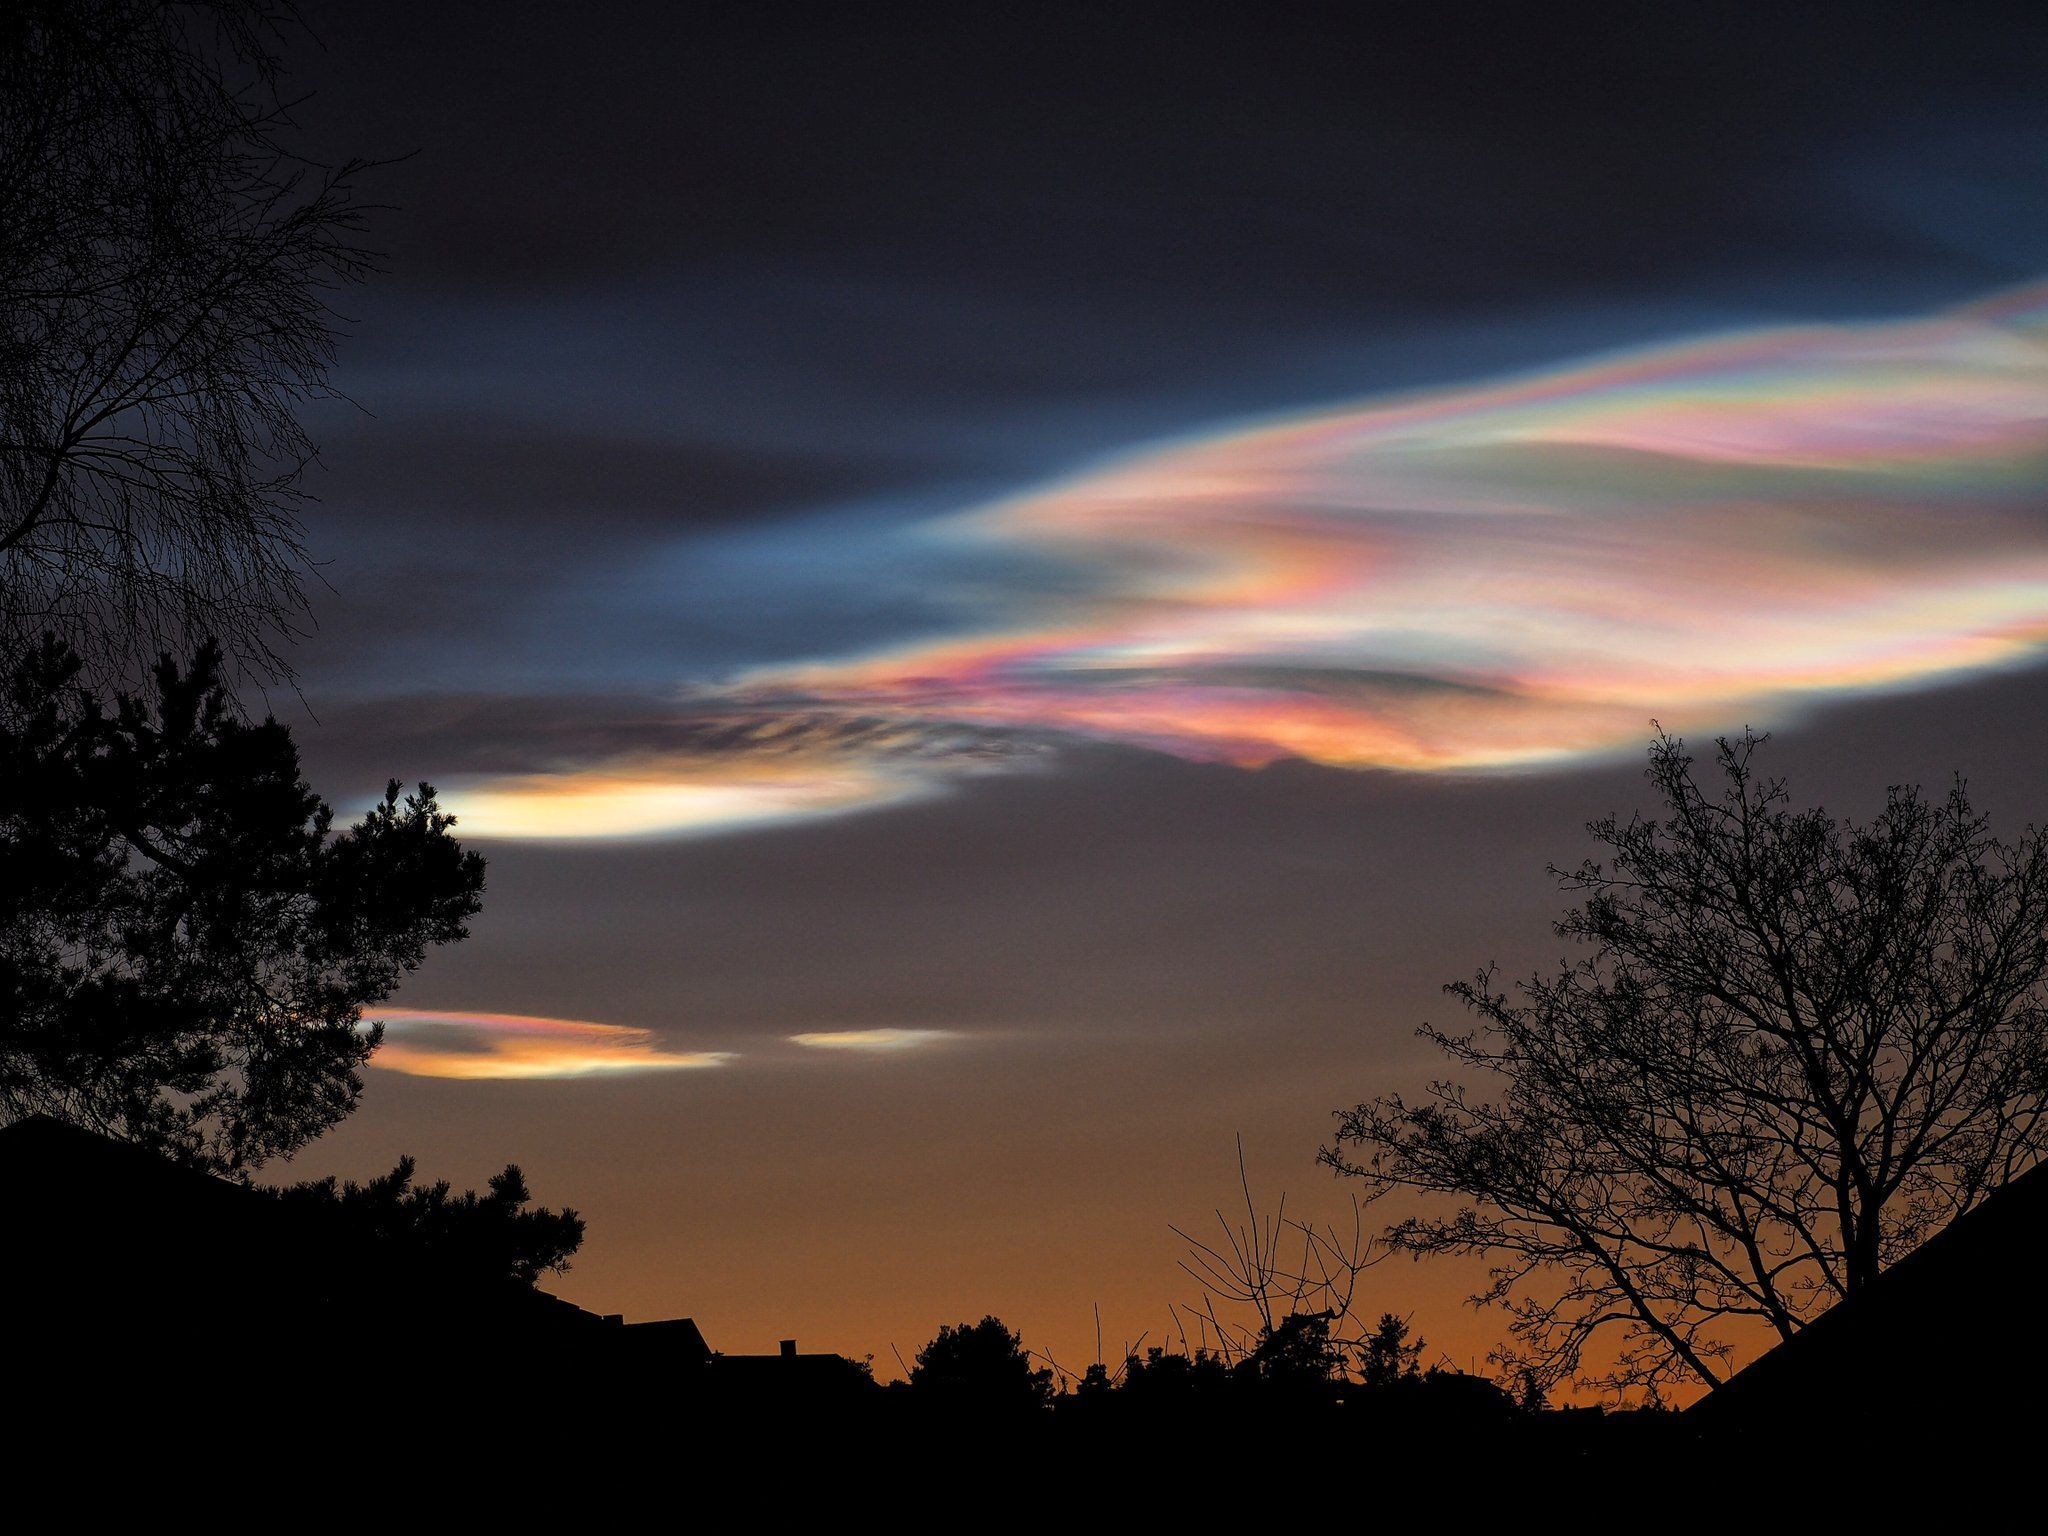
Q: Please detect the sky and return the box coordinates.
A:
[276,1,2048,1379]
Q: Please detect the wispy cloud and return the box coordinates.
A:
[370,1009,733,1080]
[444,280,2048,837]
[789,1029,959,1051]
[444,715,1045,840]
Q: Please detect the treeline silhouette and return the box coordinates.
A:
[15,1095,2045,1487]
[0,1111,1685,1469]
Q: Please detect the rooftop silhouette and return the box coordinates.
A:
[0,1114,866,1421]
[1690,1153,2048,1448]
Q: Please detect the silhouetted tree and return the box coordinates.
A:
[1119,1344,1231,1401]
[1175,1135,1384,1369]
[1237,1310,1345,1395]
[1,0,377,687]
[908,1315,1054,1413]
[273,1157,583,1286]
[1358,1312,1423,1389]
[1074,1360,1114,1398]
[1329,730,2048,1396]
[0,638,484,1172]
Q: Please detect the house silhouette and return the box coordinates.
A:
[1688,1156,2048,1449]
[0,1115,867,1422]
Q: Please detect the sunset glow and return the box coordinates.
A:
[134,1,2048,1413]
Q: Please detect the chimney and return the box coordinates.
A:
[779,1338,797,1359]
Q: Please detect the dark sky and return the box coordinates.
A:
[275,2,2048,1374]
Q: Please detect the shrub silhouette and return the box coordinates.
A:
[1121,1345,1231,1401]
[1239,1311,1347,1395]
[1359,1312,1424,1389]
[908,1315,1053,1413]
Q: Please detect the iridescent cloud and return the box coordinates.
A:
[371,1009,733,1080]
[446,714,1045,840]
[451,281,2048,836]
[790,1029,959,1051]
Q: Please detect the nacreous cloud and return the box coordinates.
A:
[371,1009,733,1079]
[447,714,1048,840]
[790,1029,959,1051]
[452,281,2048,836]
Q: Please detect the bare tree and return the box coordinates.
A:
[1174,1136,1385,1372]
[1326,730,2048,1398]
[0,0,376,689]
